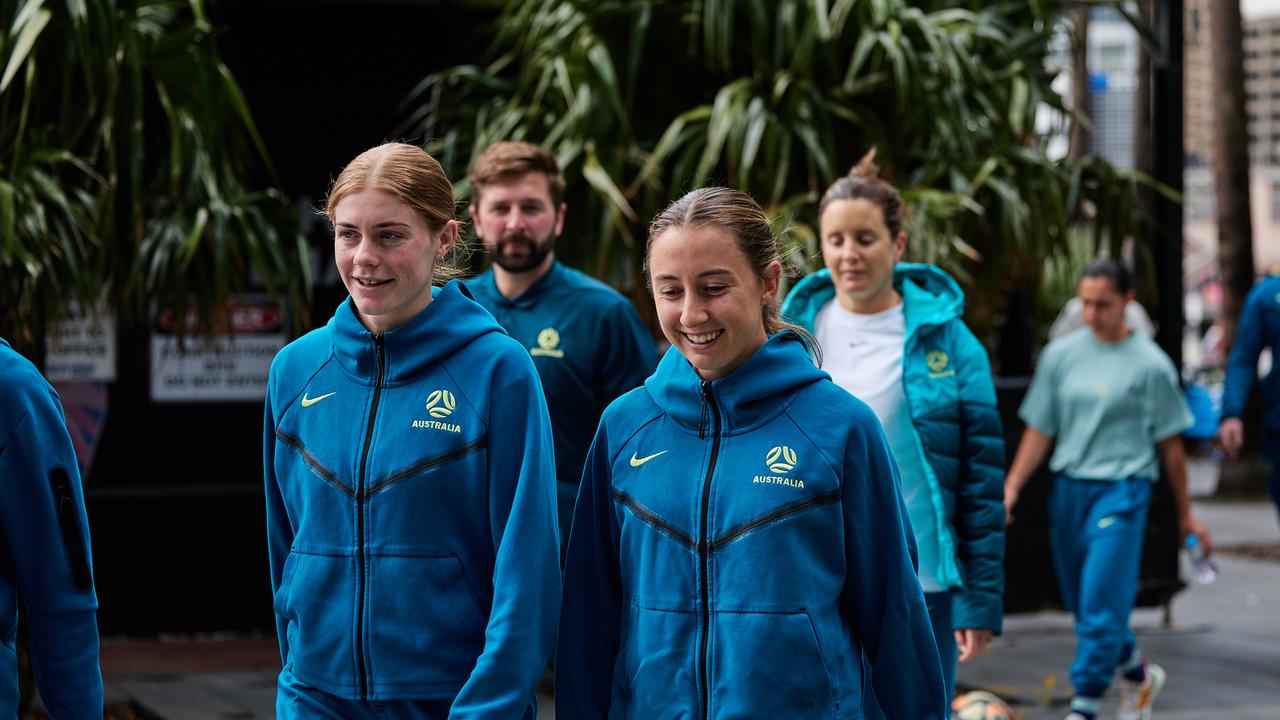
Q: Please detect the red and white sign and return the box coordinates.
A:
[150,298,287,403]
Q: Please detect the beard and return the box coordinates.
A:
[490,230,556,274]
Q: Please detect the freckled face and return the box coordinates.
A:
[333,189,457,333]
[820,198,905,312]
[648,226,779,380]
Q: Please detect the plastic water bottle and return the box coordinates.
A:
[1185,534,1218,585]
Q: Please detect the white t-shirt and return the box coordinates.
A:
[815,299,943,592]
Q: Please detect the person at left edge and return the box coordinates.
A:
[1,338,103,719]
[465,141,657,559]
[263,143,559,717]
[557,187,946,719]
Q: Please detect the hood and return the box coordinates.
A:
[644,331,828,436]
[781,262,964,335]
[895,262,964,330]
[330,280,507,382]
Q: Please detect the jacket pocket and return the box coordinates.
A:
[366,554,487,689]
[615,602,698,720]
[710,610,835,719]
[273,552,298,617]
[280,551,356,693]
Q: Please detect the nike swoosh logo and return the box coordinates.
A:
[630,450,668,467]
[301,391,336,408]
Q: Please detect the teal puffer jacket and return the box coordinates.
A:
[781,263,1005,633]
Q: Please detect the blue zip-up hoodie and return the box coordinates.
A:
[467,261,657,555]
[1223,274,1280,430]
[781,264,1005,633]
[557,333,946,719]
[263,282,560,711]
[1,338,102,718]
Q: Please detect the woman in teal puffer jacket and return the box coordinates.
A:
[781,150,1006,714]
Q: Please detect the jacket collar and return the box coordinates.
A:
[481,259,563,309]
[330,280,505,383]
[783,263,964,338]
[644,331,827,436]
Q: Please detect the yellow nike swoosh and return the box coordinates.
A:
[630,450,668,467]
[301,391,336,408]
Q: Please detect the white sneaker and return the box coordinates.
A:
[1118,662,1166,720]
[1064,713,1091,720]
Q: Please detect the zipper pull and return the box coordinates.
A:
[699,379,712,440]
[374,333,385,375]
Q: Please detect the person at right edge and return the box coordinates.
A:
[1003,258,1213,720]
[1,338,103,718]
[1217,271,1280,529]
[781,149,1005,716]
[557,187,945,719]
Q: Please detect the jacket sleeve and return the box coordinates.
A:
[556,423,623,720]
[1222,282,1266,419]
[0,379,102,718]
[262,373,294,667]
[450,350,561,719]
[594,300,656,407]
[840,404,947,720]
[950,323,1007,634]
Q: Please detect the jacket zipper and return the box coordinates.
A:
[49,467,92,592]
[355,334,385,699]
[698,379,722,720]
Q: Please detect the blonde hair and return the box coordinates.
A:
[326,142,467,280]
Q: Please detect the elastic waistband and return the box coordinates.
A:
[1057,473,1151,484]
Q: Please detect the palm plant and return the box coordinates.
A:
[403,0,1162,358]
[0,0,309,350]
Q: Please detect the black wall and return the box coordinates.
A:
[88,0,490,635]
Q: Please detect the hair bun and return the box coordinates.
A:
[850,148,879,180]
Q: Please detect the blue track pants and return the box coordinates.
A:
[1048,476,1151,698]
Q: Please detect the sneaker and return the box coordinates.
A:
[1118,662,1166,720]
[1064,713,1092,720]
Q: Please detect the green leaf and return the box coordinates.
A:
[582,150,638,222]
[1,4,51,92]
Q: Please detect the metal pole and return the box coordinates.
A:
[1153,0,1185,366]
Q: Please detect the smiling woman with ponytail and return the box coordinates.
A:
[557,186,947,719]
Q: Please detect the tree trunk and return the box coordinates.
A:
[1212,0,1255,348]
[1132,0,1156,308]
[1068,8,1092,164]
[1211,0,1264,497]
